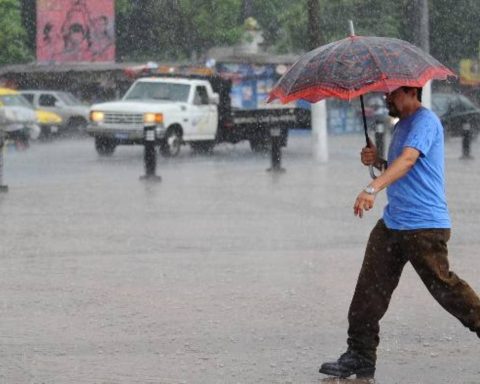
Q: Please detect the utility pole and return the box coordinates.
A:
[410,0,429,53]
[409,0,431,108]
[307,0,328,162]
[307,0,322,49]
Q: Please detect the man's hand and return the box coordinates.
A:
[354,191,376,218]
[361,140,377,166]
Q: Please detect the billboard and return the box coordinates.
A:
[36,0,115,63]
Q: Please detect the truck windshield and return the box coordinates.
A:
[124,82,190,102]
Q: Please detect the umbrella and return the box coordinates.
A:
[268,36,454,103]
[268,22,455,176]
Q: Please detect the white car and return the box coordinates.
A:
[20,90,90,134]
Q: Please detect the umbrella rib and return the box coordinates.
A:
[309,42,342,94]
[312,37,359,98]
[357,37,386,85]
[389,44,436,87]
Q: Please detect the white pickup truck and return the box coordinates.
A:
[87,77,219,156]
[87,75,307,156]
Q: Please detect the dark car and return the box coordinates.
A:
[432,92,480,138]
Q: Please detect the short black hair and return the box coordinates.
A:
[401,86,423,102]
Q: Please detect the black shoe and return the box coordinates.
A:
[319,350,375,378]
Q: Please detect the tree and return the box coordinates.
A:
[270,0,405,54]
[241,0,253,20]
[14,0,480,71]
[404,0,429,52]
[19,0,35,52]
[307,0,322,49]
[178,0,243,59]
[115,0,243,62]
[430,0,480,69]
[0,0,31,65]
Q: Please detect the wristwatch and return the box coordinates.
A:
[363,186,377,195]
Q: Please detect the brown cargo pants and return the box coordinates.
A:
[347,219,480,363]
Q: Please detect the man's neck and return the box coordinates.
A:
[400,102,422,119]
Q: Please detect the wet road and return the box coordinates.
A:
[0,132,479,383]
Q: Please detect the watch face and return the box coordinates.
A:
[365,186,375,194]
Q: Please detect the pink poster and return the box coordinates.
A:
[36,0,115,63]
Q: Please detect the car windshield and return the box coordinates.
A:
[458,95,478,112]
[0,94,33,109]
[124,82,190,102]
[432,93,480,117]
[57,92,83,106]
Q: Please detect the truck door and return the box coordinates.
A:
[190,85,217,140]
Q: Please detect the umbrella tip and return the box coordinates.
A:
[348,20,355,36]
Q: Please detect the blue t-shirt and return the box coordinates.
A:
[383,107,451,230]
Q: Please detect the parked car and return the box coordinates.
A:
[20,90,89,134]
[0,88,40,147]
[432,92,480,138]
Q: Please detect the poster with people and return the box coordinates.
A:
[36,0,115,63]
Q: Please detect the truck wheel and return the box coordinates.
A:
[160,128,182,157]
[249,138,270,153]
[190,140,215,153]
[95,137,116,156]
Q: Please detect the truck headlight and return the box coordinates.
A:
[90,111,105,122]
[144,113,163,124]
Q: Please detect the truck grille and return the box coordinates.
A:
[104,112,143,125]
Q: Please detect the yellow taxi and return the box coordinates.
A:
[36,109,63,137]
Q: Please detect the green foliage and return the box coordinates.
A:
[116,0,243,62]
[8,0,480,71]
[261,0,404,54]
[0,0,31,65]
[250,0,299,50]
[430,0,480,69]
[20,0,35,51]
[267,1,309,53]
[350,0,404,38]
[179,0,243,50]
[116,0,133,14]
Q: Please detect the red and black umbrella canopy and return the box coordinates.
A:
[269,35,455,104]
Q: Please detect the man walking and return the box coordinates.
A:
[319,86,480,378]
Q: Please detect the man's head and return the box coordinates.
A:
[385,86,422,118]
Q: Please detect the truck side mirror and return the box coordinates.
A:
[210,93,219,105]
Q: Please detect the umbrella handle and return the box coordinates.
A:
[360,95,378,179]
[369,165,379,179]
